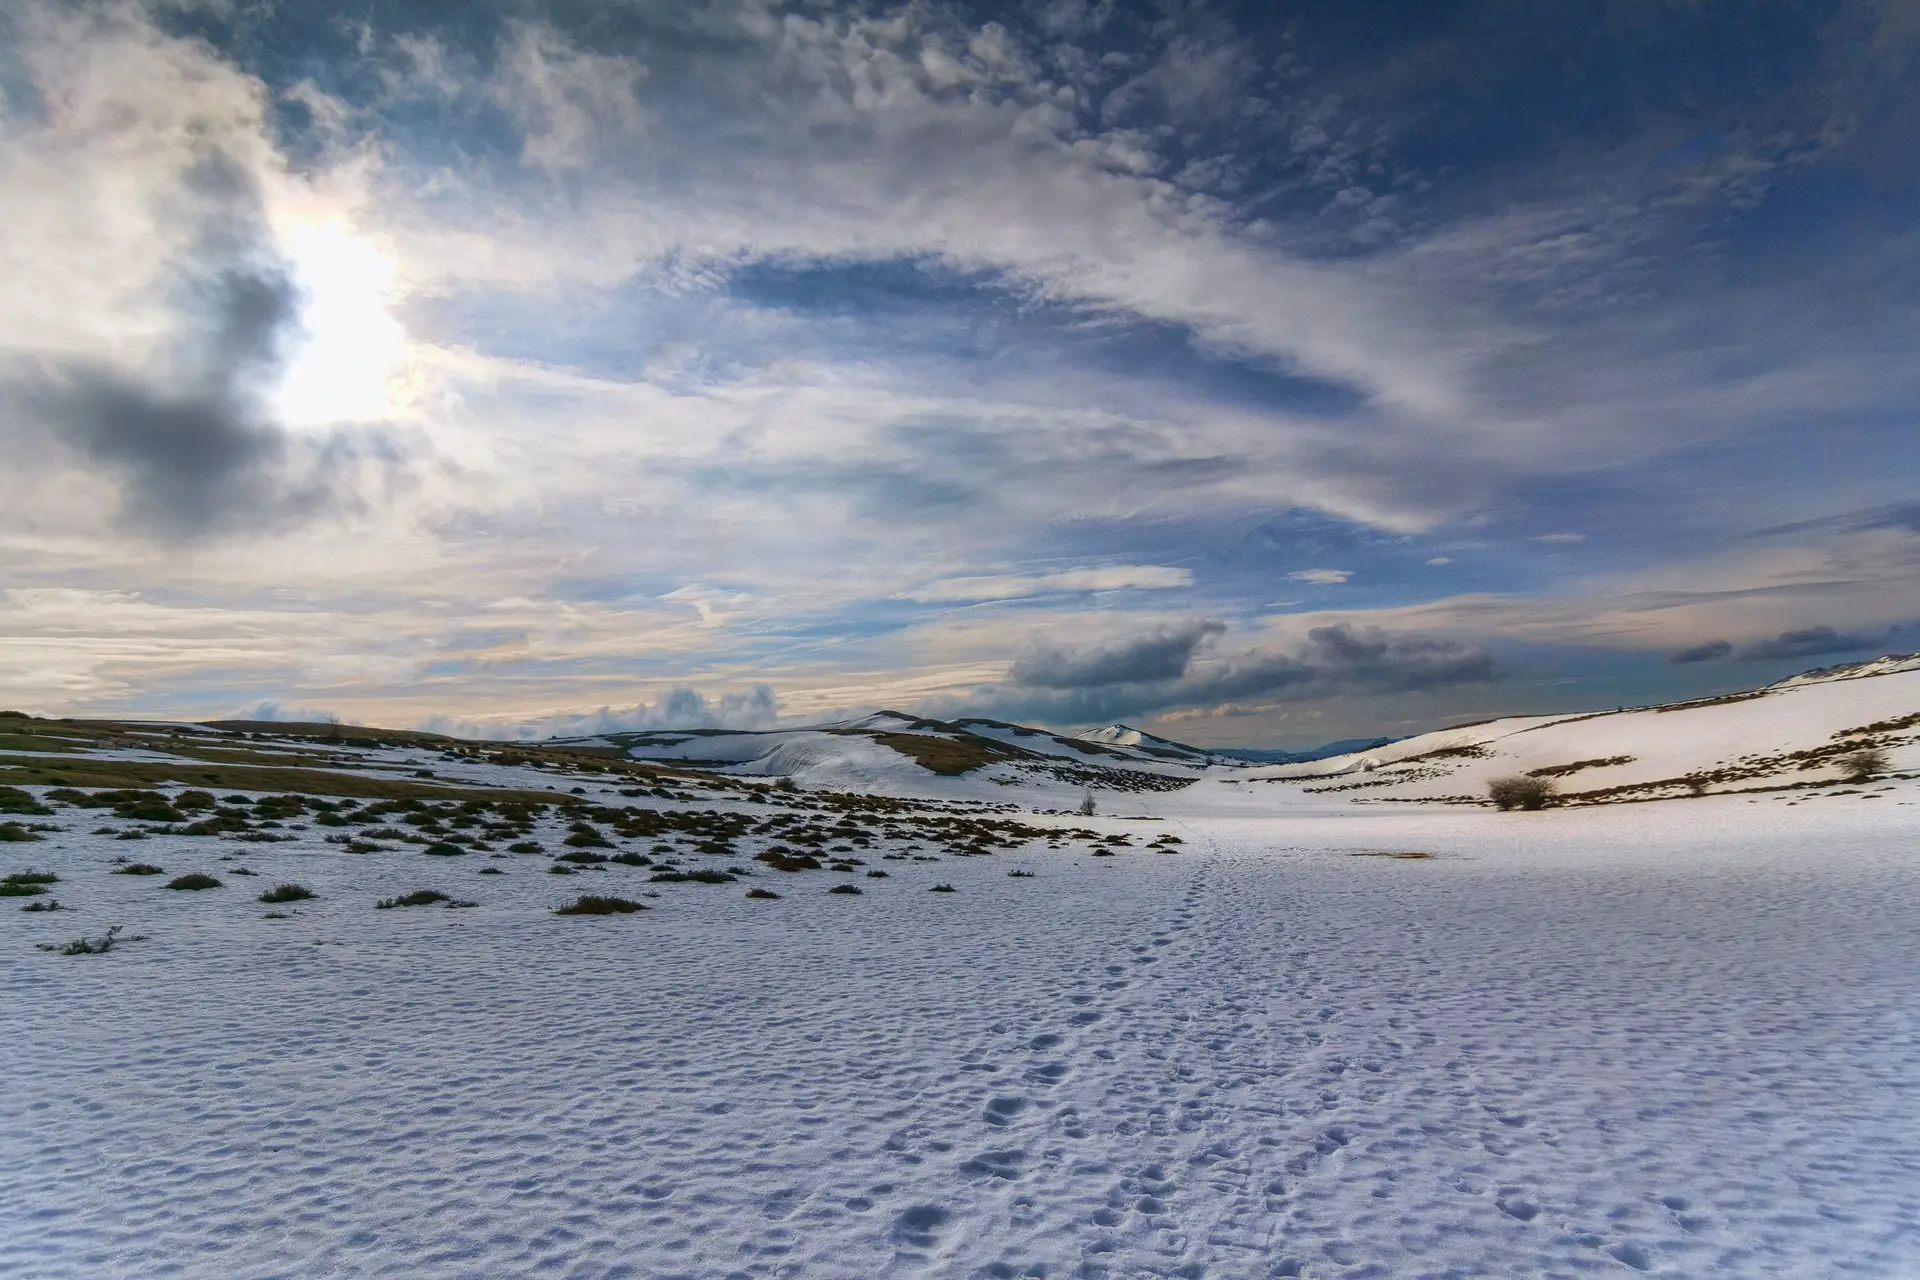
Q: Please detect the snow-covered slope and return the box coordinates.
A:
[607,712,1205,801]
[1243,666,1920,804]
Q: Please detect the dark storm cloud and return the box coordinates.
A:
[1669,639,1734,664]
[1011,619,1225,689]
[971,622,1497,725]
[1736,626,1878,662]
[5,153,406,539]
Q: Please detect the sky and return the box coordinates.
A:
[1,0,1918,748]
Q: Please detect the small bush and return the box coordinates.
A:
[259,883,315,904]
[5,870,58,885]
[507,841,544,854]
[611,851,652,867]
[650,869,736,884]
[115,863,165,876]
[929,883,956,893]
[554,894,645,915]
[22,898,66,912]
[0,786,52,815]
[865,869,889,878]
[827,884,862,895]
[422,842,466,857]
[345,839,387,854]
[555,850,609,864]
[478,866,505,875]
[165,873,223,891]
[1078,792,1097,816]
[1008,869,1034,878]
[564,829,611,848]
[46,925,126,956]
[1839,747,1890,782]
[746,888,781,899]
[548,863,578,875]
[0,822,44,843]
[377,890,450,908]
[1487,775,1557,811]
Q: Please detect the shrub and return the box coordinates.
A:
[478,866,505,875]
[746,888,781,899]
[827,884,862,895]
[507,841,544,854]
[258,884,315,904]
[21,898,65,912]
[165,873,223,891]
[0,822,43,843]
[0,871,53,896]
[929,883,956,893]
[1007,869,1034,878]
[650,869,736,884]
[115,863,165,876]
[1487,775,1557,811]
[1078,792,1097,816]
[611,851,652,867]
[422,842,467,857]
[47,925,125,956]
[377,890,450,908]
[1839,747,1890,782]
[554,894,645,915]
[555,850,609,864]
[0,786,52,815]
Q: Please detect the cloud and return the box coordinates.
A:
[1669,639,1733,664]
[420,684,781,741]
[1736,626,1878,662]
[1288,568,1352,584]
[964,621,1496,725]
[0,10,414,540]
[1010,619,1224,688]
[230,699,341,724]
[903,565,1192,603]
[488,21,650,173]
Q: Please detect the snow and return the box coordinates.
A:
[5,674,1920,1277]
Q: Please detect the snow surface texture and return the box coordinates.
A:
[7,794,1920,1278]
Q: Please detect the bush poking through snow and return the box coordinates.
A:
[165,873,223,891]
[1,871,54,896]
[258,883,315,904]
[1078,792,1097,816]
[0,786,52,815]
[115,863,164,875]
[1487,775,1557,811]
[0,821,44,842]
[378,890,450,909]
[554,894,645,915]
[1839,747,1890,782]
[929,883,956,893]
[41,925,135,956]
[746,888,780,899]
[827,884,862,895]
[22,898,66,912]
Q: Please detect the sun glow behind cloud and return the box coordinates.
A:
[271,220,408,427]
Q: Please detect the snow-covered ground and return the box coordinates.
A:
[6,782,1919,1277]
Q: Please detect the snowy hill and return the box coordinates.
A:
[599,711,1203,802]
[1237,663,1920,805]
[1075,723,1219,764]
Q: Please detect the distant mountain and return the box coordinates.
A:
[1210,738,1398,764]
